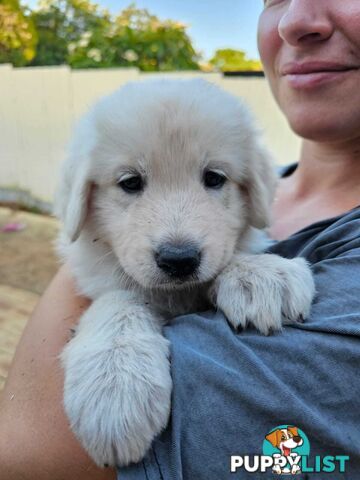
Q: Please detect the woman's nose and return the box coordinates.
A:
[278,0,334,47]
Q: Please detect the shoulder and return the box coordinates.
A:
[269,206,360,263]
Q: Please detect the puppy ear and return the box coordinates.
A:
[54,118,94,242]
[55,158,92,242]
[244,140,277,230]
[265,429,281,448]
[288,426,299,437]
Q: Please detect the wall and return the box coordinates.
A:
[0,64,300,206]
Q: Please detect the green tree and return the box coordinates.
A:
[6,0,201,70]
[0,0,37,66]
[30,0,114,67]
[209,48,262,72]
[110,4,200,71]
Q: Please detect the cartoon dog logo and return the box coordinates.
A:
[265,426,304,475]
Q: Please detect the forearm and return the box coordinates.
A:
[0,265,116,480]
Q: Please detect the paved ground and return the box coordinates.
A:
[0,207,59,391]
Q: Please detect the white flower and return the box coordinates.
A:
[122,49,139,62]
[87,48,102,62]
[81,31,92,41]
[78,38,89,48]
[67,42,77,54]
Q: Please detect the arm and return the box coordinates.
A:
[0,265,116,480]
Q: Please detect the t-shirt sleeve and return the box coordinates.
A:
[300,248,360,336]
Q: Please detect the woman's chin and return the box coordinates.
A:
[287,114,359,144]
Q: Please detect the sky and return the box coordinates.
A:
[24,0,264,60]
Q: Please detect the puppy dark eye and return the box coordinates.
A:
[203,170,227,189]
[118,175,144,193]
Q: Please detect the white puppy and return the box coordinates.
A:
[55,79,315,467]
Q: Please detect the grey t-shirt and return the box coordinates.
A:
[119,167,360,479]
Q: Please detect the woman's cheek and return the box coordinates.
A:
[257,11,282,89]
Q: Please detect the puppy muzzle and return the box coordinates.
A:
[155,243,201,279]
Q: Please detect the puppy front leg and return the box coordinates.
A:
[61,290,171,467]
[209,253,315,335]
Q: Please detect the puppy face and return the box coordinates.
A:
[56,79,276,290]
[266,427,304,453]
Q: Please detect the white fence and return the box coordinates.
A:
[0,64,301,207]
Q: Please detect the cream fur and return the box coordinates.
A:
[55,78,315,467]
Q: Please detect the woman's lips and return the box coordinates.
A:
[280,62,359,89]
[285,70,356,89]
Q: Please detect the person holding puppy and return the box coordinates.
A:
[1,0,360,479]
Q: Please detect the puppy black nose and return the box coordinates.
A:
[293,436,302,444]
[155,243,201,278]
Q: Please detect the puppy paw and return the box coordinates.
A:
[291,464,302,474]
[272,461,283,475]
[210,254,315,335]
[279,257,315,326]
[62,315,171,467]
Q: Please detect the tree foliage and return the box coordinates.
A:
[209,48,262,72]
[27,0,200,70]
[110,5,200,71]
[0,0,37,66]
[0,1,261,72]
[30,0,114,67]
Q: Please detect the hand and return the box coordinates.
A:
[62,290,172,467]
[209,253,315,335]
